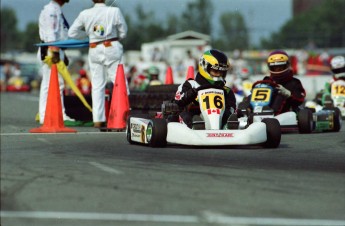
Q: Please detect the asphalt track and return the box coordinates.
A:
[1,92,345,226]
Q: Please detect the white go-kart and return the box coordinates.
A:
[238,80,341,133]
[127,86,281,148]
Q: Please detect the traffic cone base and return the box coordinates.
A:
[30,127,76,133]
[30,64,77,133]
[106,64,130,131]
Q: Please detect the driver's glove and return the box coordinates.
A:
[277,84,291,97]
[184,88,198,102]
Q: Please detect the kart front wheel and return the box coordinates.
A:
[332,107,342,132]
[262,118,281,148]
[146,118,167,147]
[298,109,313,133]
[126,117,135,144]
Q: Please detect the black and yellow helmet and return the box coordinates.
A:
[267,50,290,74]
[199,49,230,83]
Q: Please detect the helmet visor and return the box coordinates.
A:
[268,61,289,74]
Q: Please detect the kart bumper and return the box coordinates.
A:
[166,122,267,146]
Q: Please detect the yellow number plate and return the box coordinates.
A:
[200,92,225,111]
[251,88,272,102]
[331,84,345,97]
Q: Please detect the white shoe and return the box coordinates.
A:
[63,115,75,122]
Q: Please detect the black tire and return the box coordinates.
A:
[126,117,135,144]
[323,107,342,132]
[146,118,167,147]
[298,108,313,134]
[262,118,281,148]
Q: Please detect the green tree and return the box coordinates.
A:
[21,22,40,52]
[122,4,166,50]
[0,7,20,52]
[180,0,213,34]
[214,12,249,51]
[261,0,345,49]
[165,14,183,35]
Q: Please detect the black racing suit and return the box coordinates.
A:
[239,71,306,114]
[173,73,237,128]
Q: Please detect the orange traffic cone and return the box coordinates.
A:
[165,66,174,84]
[186,66,195,80]
[30,64,77,133]
[106,64,130,131]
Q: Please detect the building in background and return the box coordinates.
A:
[292,0,327,16]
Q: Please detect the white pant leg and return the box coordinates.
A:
[89,48,106,123]
[88,41,128,122]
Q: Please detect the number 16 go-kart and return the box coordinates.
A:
[127,86,281,148]
[237,80,342,133]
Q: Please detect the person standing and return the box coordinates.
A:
[38,0,75,124]
[68,0,128,128]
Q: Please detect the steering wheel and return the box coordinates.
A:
[252,79,279,89]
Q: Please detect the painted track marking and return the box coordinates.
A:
[1,211,345,225]
[89,162,123,175]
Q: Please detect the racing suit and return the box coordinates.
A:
[37,0,70,124]
[240,70,306,114]
[68,3,128,124]
[318,77,345,106]
[173,73,237,128]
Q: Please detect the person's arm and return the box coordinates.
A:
[41,7,60,43]
[288,80,306,107]
[115,8,128,40]
[68,13,87,40]
[173,81,197,107]
[225,88,237,112]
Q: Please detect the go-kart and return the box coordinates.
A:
[238,80,341,133]
[127,85,281,148]
[306,79,345,120]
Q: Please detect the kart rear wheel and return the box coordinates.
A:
[262,118,281,148]
[323,107,342,132]
[298,109,313,133]
[126,117,135,144]
[146,118,167,147]
[332,107,342,132]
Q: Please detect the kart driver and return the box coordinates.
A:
[239,50,306,114]
[320,55,345,106]
[173,49,236,128]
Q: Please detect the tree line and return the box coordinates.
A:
[1,0,344,54]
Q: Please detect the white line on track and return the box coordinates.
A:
[1,211,345,225]
[89,161,123,175]
[0,132,126,136]
[17,95,39,102]
[37,138,52,144]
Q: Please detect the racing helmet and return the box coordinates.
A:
[147,66,160,80]
[330,55,345,79]
[199,49,231,83]
[267,50,292,82]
